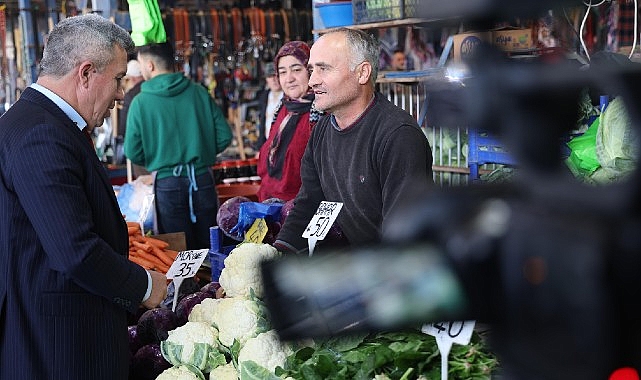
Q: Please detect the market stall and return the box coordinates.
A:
[3,1,641,378]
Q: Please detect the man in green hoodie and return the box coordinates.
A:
[124,42,232,250]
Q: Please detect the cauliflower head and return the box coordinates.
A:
[218,243,280,298]
[161,321,227,373]
[188,297,221,324]
[156,365,205,380]
[209,362,240,380]
[211,296,270,348]
[238,330,294,373]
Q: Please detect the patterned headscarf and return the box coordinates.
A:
[274,41,311,73]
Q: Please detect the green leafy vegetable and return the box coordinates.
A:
[275,329,498,380]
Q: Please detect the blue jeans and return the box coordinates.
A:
[154,171,219,250]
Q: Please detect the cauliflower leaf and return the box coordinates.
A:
[160,321,227,373]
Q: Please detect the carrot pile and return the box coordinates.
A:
[127,222,178,274]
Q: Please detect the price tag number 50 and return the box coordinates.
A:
[307,216,331,238]
[302,201,343,241]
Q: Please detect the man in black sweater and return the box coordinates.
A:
[274,28,433,254]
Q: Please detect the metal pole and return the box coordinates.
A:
[6,22,17,105]
[19,0,37,84]
[47,0,59,30]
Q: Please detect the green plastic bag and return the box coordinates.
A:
[127,0,166,46]
[566,117,601,177]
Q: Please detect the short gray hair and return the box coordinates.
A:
[40,14,135,77]
[325,27,380,86]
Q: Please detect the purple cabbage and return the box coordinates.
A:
[217,196,252,240]
[129,343,171,380]
[136,307,179,345]
[200,281,221,297]
[128,325,144,357]
[174,291,214,325]
[280,199,295,223]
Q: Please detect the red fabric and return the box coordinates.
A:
[83,127,94,148]
[257,106,313,202]
[618,1,637,47]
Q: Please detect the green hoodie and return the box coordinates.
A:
[124,72,232,179]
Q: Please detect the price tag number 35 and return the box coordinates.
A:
[175,262,196,277]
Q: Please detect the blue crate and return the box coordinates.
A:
[209,245,235,282]
[468,129,517,180]
[316,1,353,28]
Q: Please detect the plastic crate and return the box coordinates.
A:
[352,0,418,24]
[316,1,354,28]
[468,129,517,180]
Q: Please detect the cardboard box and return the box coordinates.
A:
[451,32,492,62]
[492,28,533,52]
[152,232,187,252]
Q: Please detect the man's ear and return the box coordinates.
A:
[78,61,94,88]
[357,61,372,85]
[140,56,154,75]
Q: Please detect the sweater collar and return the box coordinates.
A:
[330,93,377,131]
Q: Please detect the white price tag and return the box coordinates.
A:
[422,321,476,380]
[166,249,209,280]
[137,194,155,235]
[166,248,208,312]
[302,201,343,240]
[302,201,342,256]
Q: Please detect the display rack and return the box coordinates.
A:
[312,17,427,34]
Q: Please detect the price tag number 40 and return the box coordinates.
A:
[422,320,475,346]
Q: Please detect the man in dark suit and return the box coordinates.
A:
[0,14,167,379]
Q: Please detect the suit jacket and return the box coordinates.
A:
[0,88,149,379]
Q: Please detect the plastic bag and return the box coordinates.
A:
[566,117,601,178]
[566,96,638,184]
[116,176,154,232]
[127,0,167,46]
[229,202,283,239]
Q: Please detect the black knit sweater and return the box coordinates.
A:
[275,92,433,253]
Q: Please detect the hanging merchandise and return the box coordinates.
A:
[0,5,6,79]
[127,0,167,46]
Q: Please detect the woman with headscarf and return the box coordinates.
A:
[257,41,322,202]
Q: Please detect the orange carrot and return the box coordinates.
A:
[134,249,170,273]
[164,249,178,260]
[131,234,147,243]
[131,240,153,253]
[151,245,174,267]
[129,255,154,270]
[143,236,170,250]
[128,226,141,236]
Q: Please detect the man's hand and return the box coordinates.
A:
[142,270,168,309]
